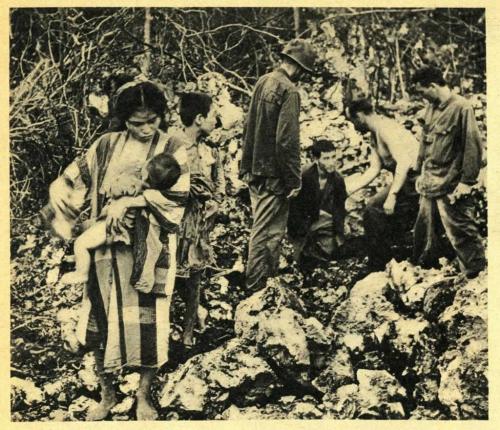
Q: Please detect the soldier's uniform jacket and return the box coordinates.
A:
[417,93,483,197]
[240,68,301,194]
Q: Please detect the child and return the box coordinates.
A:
[59,152,181,290]
[173,92,225,349]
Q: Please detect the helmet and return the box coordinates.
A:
[281,39,316,73]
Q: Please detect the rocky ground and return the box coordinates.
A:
[10,191,488,421]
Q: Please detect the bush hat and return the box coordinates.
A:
[281,39,316,73]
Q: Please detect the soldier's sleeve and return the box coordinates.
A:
[276,90,301,192]
[460,103,483,185]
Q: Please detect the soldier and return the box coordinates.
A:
[411,66,486,278]
[240,39,316,291]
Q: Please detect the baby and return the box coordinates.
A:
[59,152,181,285]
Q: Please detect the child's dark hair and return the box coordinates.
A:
[348,98,374,119]
[114,81,167,130]
[311,139,336,158]
[147,153,181,190]
[179,92,212,127]
[411,66,446,87]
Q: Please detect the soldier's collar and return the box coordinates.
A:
[277,67,292,80]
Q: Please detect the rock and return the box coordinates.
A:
[409,405,448,419]
[438,343,488,419]
[290,401,324,418]
[78,353,99,392]
[43,376,78,397]
[342,333,365,352]
[413,378,440,405]
[207,299,233,321]
[322,384,359,419]
[387,316,430,356]
[356,369,407,419]
[111,396,135,415]
[119,372,140,396]
[330,272,400,353]
[112,415,130,421]
[235,278,334,387]
[439,271,487,342]
[279,395,296,405]
[11,377,44,405]
[216,403,288,420]
[68,395,99,421]
[434,272,488,419]
[256,307,310,383]
[313,347,355,394]
[387,259,422,291]
[234,277,305,340]
[387,259,457,313]
[422,278,458,321]
[48,409,70,421]
[158,338,278,417]
[302,317,334,349]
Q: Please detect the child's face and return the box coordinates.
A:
[198,104,218,136]
[126,109,161,142]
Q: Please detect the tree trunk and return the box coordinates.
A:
[142,7,152,76]
[395,37,408,100]
[293,8,300,37]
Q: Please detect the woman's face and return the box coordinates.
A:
[126,108,161,142]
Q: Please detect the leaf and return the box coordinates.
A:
[17,234,37,254]
[46,267,60,285]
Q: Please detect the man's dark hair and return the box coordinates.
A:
[147,153,181,190]
[411,66,446,87]
[179,92,213,127]
[348,99,374,119]
[311,139,336,159]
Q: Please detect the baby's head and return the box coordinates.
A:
[145,153,181,191]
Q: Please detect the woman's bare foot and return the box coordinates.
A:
[86,395,117,421]
[136,395,158,421]
[60,271,89,284]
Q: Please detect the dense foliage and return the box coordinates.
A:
[10,7,485,217]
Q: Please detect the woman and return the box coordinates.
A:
[49,80,189,420]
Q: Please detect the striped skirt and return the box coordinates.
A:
[75,233,177,371]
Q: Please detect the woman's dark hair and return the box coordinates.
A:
[411,66,446,87]
[147,153,181,190]
[179,92,212,127]
[311,139,336,159]
[348,98,374,119]
[113,81,167,131]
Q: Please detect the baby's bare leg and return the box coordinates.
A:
[60,222,107,284]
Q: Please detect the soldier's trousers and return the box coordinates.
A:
[245,182,289,292]
[413,195,486,277]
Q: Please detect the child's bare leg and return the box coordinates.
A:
[60,222,107,284]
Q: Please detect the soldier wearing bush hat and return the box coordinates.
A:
[240,38,317,292]
[281,38,316,75]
